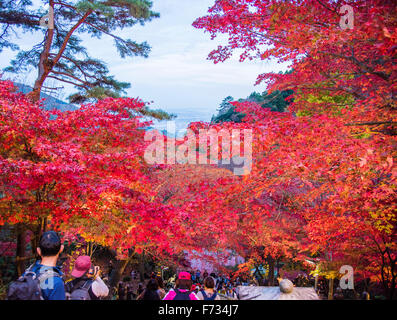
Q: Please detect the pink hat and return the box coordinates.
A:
[178,271,191,280]
[71,255,92,278]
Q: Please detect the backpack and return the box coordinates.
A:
[173,288,192,300]
[200,289,217,301]
[67,279,93,300]
[7,264,61,300]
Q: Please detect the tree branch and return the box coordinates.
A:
[52,9,93,67]
[47,75,87,88]
[345,121,397,126]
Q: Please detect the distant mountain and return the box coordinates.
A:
[14,83,78,112]
[150,108,214,137]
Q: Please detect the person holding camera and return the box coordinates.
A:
[65,255,109,300]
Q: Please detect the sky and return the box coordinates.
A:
[0,0,288,121]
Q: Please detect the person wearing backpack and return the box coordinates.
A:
[156,276,166,299]
[196,276,220,301]
[162,271,198,300]
[7,231,65,300]
[65,255,109,300]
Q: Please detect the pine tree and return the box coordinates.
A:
[1,0,159,103]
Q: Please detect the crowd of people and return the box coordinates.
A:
[115,269,240,301]
[7,230,242,300]
[8,230,362,301]
[133,270,240,300]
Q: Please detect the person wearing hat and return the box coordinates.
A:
[65,255,109,300]
[163,271,199,300]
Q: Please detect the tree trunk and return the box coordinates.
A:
[30,218,47,257]
[29,4,92,103]
[267,256,275,286]
[314,275,318,292]
[137,252,146,282]
[29,1,55,103]
[109,258,131,297]
[15,224,26,276]
[328,278,334,300]
[387,278,395,300]
[254,265,263,280]
[386,250,396,300]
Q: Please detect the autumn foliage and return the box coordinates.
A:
[191,0,396,298]
[0,0,396,299]
[0,80,178,261]
[193,0,396,134]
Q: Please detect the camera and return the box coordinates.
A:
[89,266,99,275]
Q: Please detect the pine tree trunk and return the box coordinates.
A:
[29,1,55,103]
[29,3,92,103]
